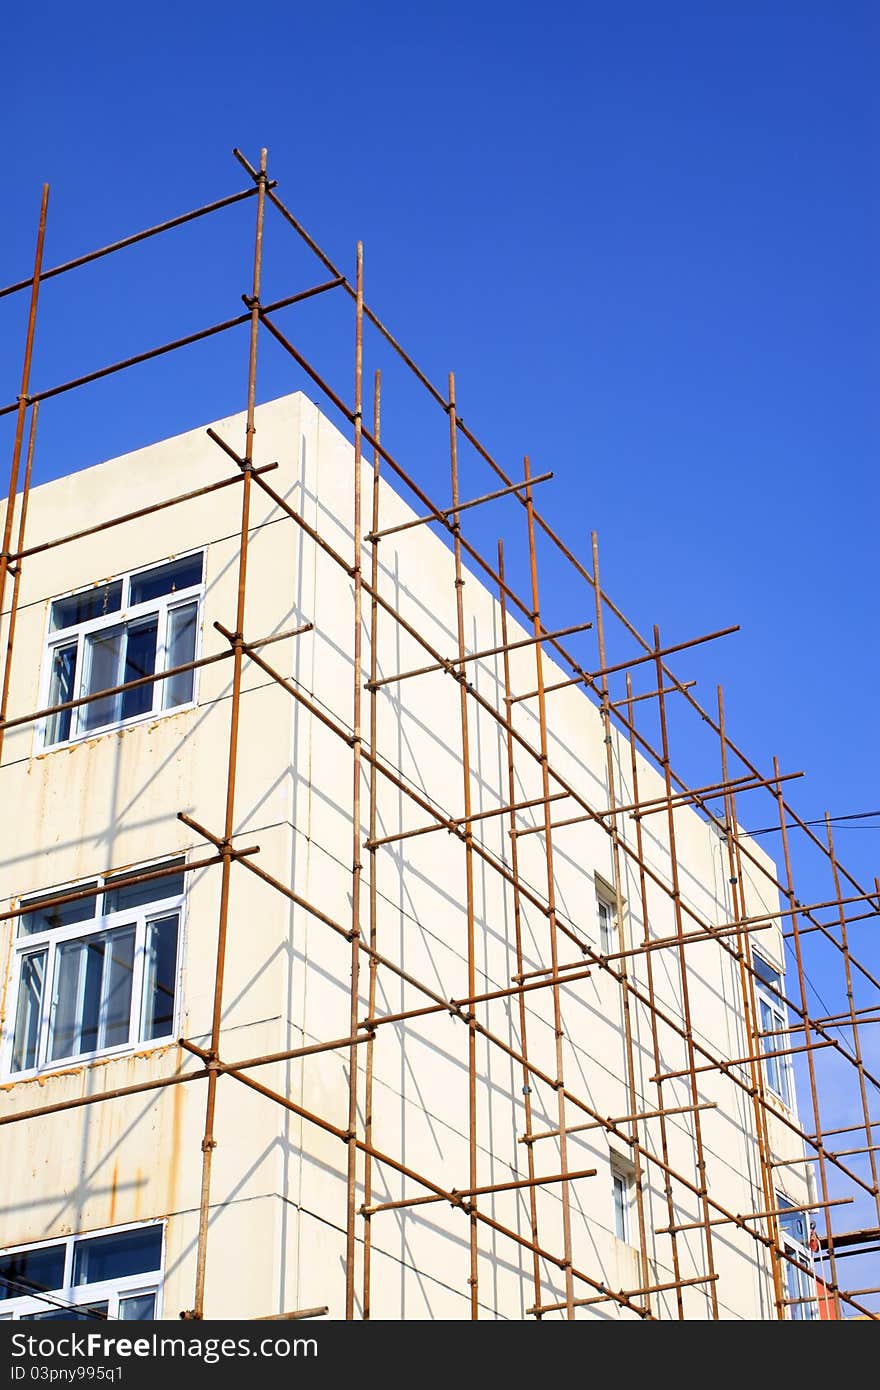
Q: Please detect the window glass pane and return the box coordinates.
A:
[598,899,614,953]
[612,1174,627,1241]
[50,929,136,1061]
[80,628,123,732]
[19,885,98,937]
[72,1229,162,1287]
[120,618,158,720]
[759,999,775,1084]
[51,938,103,1059]
[142,915,179,1041]
[104,860,184,914]
[45,642,77,745]
[118,1291,156,1320]
[50,940,86,1061]
[80,940,106,1055]
[779,1205,809,1246]
[129,555,202,606]
[104,928,136,1049]
[0,1246,65,1302]
[11,950,47,1071]
[785,1258,812,1320]
[31,1303,108,1322]
[50,583,122,632]
[163,602,198,708]
[760,1001,786,1100]
[759,999,773,1035]
[753,953,782,992]
[771,1013,787,1094]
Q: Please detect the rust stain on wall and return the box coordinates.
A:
[109,1159,119,1224]
[167,1060,185,1214]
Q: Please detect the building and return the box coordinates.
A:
[0,391,831,1320]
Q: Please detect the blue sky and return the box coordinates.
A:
[3,2,879,1244]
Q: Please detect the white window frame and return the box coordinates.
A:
[2,859,186,1080]
[606,1156,633,1245]
[595,881,618,955]
[754,951,794,1110]
[38,551,205,752]
[611,1162,633,1243]
[776,1193,818,1321]
[0,1221,164,1321]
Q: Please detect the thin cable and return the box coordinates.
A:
[0,1273,108,1319]
[749,811,880,837]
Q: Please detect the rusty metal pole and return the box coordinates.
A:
[0,402,37,1041]
[727,861,798,1315]
[523,458,575,1318]
[228,586,880,1212]
[0,185,48,766]
[361,369,382,1319]
[590,533,652,1310]
[210,1058,653,1317]
[222,488,880,1212]
[447,372,480,1318]
[344,242,366,1320]
[652,625,720,1318]
[824,813,880,1228]
[4,161,878,1318]
[191,147,268,1320]
[772,756,839,1311]
[257,181,880,924]
[0,402,38,752]
[717,687,786,1318]
[497,539,543,1316]
[624,673,685,1317]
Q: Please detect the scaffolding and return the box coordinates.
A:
[1,146,878,1320]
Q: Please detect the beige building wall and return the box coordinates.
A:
[0,394,809,1319]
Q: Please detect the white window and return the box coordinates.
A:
[611,1164,632,1243]
[41,553,204,748]
[597,891,616,954]
[5,859,185,1077]
[0,1224,163,1320]
[777,1195,818,1320]
[754,952,793,1108]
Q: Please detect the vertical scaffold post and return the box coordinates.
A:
[523,457,575,1318]
[824,813,880,1229]
[652,625,719,1318]
[345,241,366,1320]
[625,673,685,1317]
[497,538,544,1316]
[362,368,382,1319]
[590,533,652,1310]
[717,686,786,1318]
[0,184,48,766]
[192,146,268,1320]
[448,372,481,1318]
[773,756,839,1311]
[0,402,39,752]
